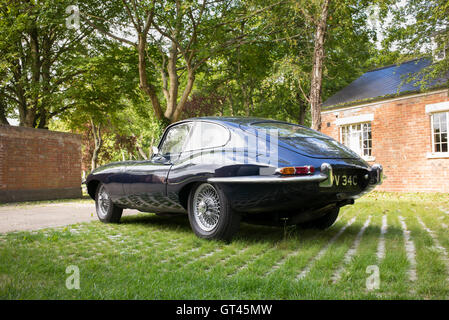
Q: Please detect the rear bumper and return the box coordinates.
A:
[208,163,383,186]
[208,173,327,184]
[369,164,383,185]
[319,162,383,188]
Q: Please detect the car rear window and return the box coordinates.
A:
[249,122,329,139]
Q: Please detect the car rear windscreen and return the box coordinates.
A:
[249,121,360,159]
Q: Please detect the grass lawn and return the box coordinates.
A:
[1,192,449,299]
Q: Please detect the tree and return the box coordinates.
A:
[382,0,449,87]
[309,0,330,131]
[80,0,286,124]
[287,0,375,130]
[56,43,140,170]
[0,0,93,128]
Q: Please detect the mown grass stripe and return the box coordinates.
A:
[331,216,371,283]
[296,216,357,281]
[399,216,417,282]
[228,248,275,278]
[204,247,248,273]
[416,216,449,281]
[377,215,388,261]
[265,250,299,277]
[159,246,201,264]
[182,248,224,268]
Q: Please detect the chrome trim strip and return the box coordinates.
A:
[369,163,383,185]
[208,174,327,184]
[319,163,333,188]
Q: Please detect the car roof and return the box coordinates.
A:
[182,116,287,127]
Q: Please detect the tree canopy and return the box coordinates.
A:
[1,0,447,171]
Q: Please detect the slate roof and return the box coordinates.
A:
[322,58,447,109]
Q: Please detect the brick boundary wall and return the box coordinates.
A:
[321,90,449,193]
[0,125,82,203]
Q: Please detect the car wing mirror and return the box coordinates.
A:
[152,146,159,156]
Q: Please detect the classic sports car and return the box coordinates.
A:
[86,117,382,240]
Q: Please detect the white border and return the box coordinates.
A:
[426,152,449,159]
[425,101,449,114]
[335,114,374,126]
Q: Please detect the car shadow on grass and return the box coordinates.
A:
[119,212,345,245]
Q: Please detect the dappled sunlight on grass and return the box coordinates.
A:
[1,191,449,299]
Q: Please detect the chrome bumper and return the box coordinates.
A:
[369,164,383,185]
[208,174,327,184]
[207,163,383,186]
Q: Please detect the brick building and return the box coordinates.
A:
[321,59,449,192]
[0,125,82,202]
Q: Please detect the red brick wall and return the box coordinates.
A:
[321,90,449,192]
[0,125,82,202]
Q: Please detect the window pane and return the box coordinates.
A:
[341,122,373,157]
[435,134,441,143]
[159,123,191,159]
[363,132,368,140]
[436,144,441,152]
[442,133,447,144]
[185,122,229,151]
[442,143,448,153]
[441,114,447,133]
[434,114,441,133]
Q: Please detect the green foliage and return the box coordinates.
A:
[0,0,94,127]
[382,0,449,88]
[5,0,445,169]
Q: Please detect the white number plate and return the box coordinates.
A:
[333,174,358,187]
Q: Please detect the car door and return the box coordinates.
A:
[167,121,232,194]
[122,122,192,213]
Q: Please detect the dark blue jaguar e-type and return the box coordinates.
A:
[86,117,382,240]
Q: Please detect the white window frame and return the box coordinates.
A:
[426,101,449,159]
[338,119,374,162]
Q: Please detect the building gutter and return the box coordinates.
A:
[322,89,448,115]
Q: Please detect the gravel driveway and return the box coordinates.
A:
[0,202,139,233]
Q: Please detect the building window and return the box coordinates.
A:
[340,122,372,158]
[432,111,448,153]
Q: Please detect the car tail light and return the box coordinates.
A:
[276,166,315,176]
[295,166,315,175]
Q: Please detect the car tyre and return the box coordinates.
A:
[188,183,240,241]
[95,183,123,223]
[298,207,339,230]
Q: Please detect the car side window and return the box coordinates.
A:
[159,123,191,161]
[184,122,230,151]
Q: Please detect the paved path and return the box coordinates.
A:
[0,202,139,233]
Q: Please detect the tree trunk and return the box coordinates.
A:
[164,42,179,119]
[297,93,307,125]
[24,27,41,128]
[171,70,195,122]
[91,120,102,171]
[310,0,330,131]
[137,34,167,124]
[0,100,10,125]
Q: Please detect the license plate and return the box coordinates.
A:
[333,174,358,187]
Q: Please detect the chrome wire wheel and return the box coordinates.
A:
[97,184,110,219]
[193,183,221,232]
